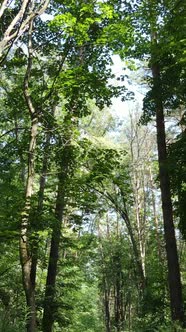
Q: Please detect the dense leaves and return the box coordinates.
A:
[0,0,186,331]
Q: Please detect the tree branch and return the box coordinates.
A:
[0,0,50,60]
[0,0,9,19]
[23,19,35,116]
[0,127,27,139]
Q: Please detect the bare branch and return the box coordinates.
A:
[0,127,27,139]
[12,0,50,45]
[36,0,50,16]
[0,0,50,59]
[0,0,30,52]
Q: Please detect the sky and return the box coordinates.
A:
[110,55,145,120]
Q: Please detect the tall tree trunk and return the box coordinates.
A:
[20,114,38,332]
[20,20,38,332]
[42,121,74,331]
[149,165,162,261]
[30,132,51,289]
[104,286,111,332]
[30,101,57,289]
[151,56,184,322]
[119,205,146,292]
[129,111,146,279]
[98,220,111,332]
[42,169,66,332]
[134,174,146,278]
[114,271,122,331]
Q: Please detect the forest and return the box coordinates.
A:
[0,0,186,331]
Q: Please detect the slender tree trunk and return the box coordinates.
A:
[120,209,146,293]
[134,175,146,278]
[128,298,131,332]
[149,165,162,261]
[125,117,147,288]
[42,120,74,331]
[120,273,125,329]
[20,114,38,332]
[42,169,66,332]
[104,287,111,332]
[30,132,51,288]
[30,101,57,289]
[98,221,111,332]
[106,212,110,237]
[19,21,38,331]
[152,59,184,322]
[114,273,121,331]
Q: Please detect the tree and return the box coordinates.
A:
[119,0,186,323]
[40,1,128,329]
[149,1,185,322]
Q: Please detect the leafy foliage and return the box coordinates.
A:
[0,0,186,331]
